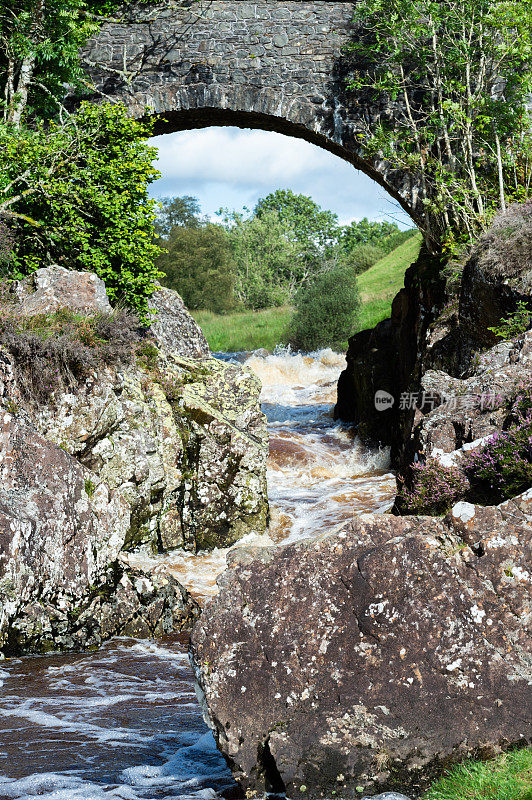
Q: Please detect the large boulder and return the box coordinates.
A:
[12,265,112,315]
[460,202,532,349]
[149,284,210,357]
[26,351,268,553]
[1,269,268,553]
[0,412,198,655]
[191,503,531,799]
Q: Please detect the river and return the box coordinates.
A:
[0,349,395,800]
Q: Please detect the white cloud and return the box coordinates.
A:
[148,127,413,227]
[150,127,332,186]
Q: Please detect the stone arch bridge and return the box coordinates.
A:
[82,1,419,224]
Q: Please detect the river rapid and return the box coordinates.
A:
[0,349,395,800]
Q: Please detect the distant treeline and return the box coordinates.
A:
[155,190,417,314]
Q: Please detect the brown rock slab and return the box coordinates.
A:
[191,508,531,799]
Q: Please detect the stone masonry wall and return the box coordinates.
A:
[80,1,420,224]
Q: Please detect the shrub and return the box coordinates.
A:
[398,458,469,515]
[0,103,161,320]
[488,300,532,340]
[288,267,360,351]
[463,390,532,503]
[341,244,385,276]
[0,305,144,403]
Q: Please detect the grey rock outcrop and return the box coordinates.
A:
[12,265,112,315]
[407,329,532,463]
[0,412,198,654]
[149,284,210,357]
[0,268,268,653]
[1,269,268,555]
[191,499,531,799]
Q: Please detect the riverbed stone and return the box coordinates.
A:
[191,504,532,799]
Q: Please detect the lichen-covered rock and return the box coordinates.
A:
[191,500,531,799]
[149,284,210,357]
[0,269,268,653]
[0,412,198,655]
[12,265,112,315]
[25,350,268,553]
[408,329,532,461]
[1,269,268,554]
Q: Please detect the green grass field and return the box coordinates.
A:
[422,748,532,800]
[192,233,422,352]
[192,305,292,352]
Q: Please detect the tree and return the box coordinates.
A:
[0,0,130,125]
[347,0,532,249]
[289,267,360,351]
[254,189,339,251]
[0,102,161,318]
[154,196,202,238]
[158,223,236,314]
[222,209,296,309]
[340,218,400,253]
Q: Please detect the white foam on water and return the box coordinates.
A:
[243,348,396,543]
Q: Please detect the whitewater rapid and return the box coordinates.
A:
[0,348,396,800]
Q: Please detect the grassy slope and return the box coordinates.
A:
[356,232,422,332]
[192,234,422,352]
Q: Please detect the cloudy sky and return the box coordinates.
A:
[148,126,411,227]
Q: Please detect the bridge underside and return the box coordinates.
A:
[81,0,419,225]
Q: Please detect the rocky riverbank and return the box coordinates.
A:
[0,267,268,655]
[191,204,532,798]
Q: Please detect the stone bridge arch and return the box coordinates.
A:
[82,0,420,226]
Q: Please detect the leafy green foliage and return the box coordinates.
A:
[422,747,532,800]
[340,243,385,276]
[0,0,157,124]
[346,0,532,248]
[223,208,296,309]
[0,102,162,319]
[158,223,236,314]
[488,301,532,340]
[254,189,338,251]
[289,267,360,351]
[339,217,400,253]
[0,220,15,268]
